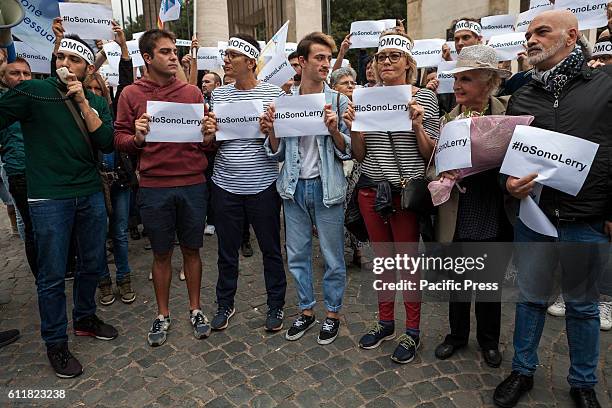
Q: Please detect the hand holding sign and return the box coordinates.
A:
[409,99,424,128]
[134,113,151,146]
[506,173,538,199]
[343,102,356,130]
[203,108,218,142]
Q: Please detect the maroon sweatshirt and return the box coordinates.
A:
[114,77,211,188]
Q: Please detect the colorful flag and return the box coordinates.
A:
[158,0,182,28]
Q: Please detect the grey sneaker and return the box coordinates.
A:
[190,309,211,339]
[98,277,115,306]
[117,276,136,304]
[148,315,171,347]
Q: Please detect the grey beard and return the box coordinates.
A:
[527,36,567,66]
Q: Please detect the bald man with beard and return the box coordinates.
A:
[493,10,612,408]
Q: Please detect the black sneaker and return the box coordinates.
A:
[359,321,395,349]
[47,342,83,378]
[570,387,601,408]
[265,307,284,332]
[493,371,533,408]
[317,317,340,345]
[286,314,316,341]
[0,329,20,348]
[190,310,211,339]
[391,333,420,364]
[73,315,118,341]
[148,315,171,347]
[211,306,235,331]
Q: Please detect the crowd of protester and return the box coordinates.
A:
[0,5,611,408]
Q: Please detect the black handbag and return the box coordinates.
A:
[387,131,434,215]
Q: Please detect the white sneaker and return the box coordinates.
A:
[547,294,565,317]
[599,301,612,331]
[204,225,216,236]
[179,269,185,281]
[148,271,152,281]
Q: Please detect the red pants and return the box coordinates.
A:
[358,188,421,331]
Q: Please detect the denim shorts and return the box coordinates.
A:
[138,183,207,253]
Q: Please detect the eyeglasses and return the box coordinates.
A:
[338,80,356,87]
[375,52,404,63]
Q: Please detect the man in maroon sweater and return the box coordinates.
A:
[114,29,213,347]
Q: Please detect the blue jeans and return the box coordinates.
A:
[29,192,108,346]
[1,165,24,238]
[512,218,608,388]
[284,178,346,313]
[100,185,131,282]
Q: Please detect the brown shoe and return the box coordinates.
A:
[117,276,136,304]
[98,277,115,306]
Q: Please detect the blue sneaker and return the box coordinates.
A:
[391,333,420,364]
[359,321,395,349]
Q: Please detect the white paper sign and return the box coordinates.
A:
[554,0,609,30]
[516,5,553,32]
[530,0,552,9]
[258,52,295,87]
[98,64,119,87]
[103,41,144,70]
[519,183,558,237]
[147,101,204,143]
[132,31,144,41]
[175,39,191,47]
[197,47,221,70]
[435,119,472,174]
[349,19,396,49]
[214,100,264,141]
[59,3,113,40]
[217,41,228,64]
[352,85,412,132]
[14,41,51,74]
[436,61,456,94]
[481,14,516,39]
[445,41,457,61]
[500,126,599,196]
[488,32,526,61]
[284,42,297,55]
[273,94,327,138]
[412,39,446,68]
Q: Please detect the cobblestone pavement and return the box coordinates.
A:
[0,214,610,408]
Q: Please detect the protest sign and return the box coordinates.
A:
[349,19,396,49]
[126,40,145,67]
[273,94,327,138]
[214,100,265,141]
[516,4,553,32]
[435,119,472,174]
[59,3,113,40]
[488,32,526,61]
[103,41,144,70]
[14,41,50,74]
[412,39,446,67]
[436,61,456,94]
[257,52,295,87]
[500,126,599,196]
[99,64,119,88]
[554,0,609,30]
[530,0,552,9]
[519,183,558,237]
[197,47,221,70]
[175,39,191,47]
[481,14,516,39]
[11,0,58,57]
[285,42,298,55]
[445,41,457,60]
[147,102,204,143]
[132,32,145,41]
[217,41,228,64]
[352,85,412,132]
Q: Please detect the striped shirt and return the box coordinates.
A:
[361,88,440,188]
[210,82,284,195]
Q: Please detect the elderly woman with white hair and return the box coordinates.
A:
[330,66,357,101]
[433,44,514,368]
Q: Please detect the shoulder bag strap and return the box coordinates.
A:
[57,88,95,159]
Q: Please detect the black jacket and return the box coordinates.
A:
[506,63,612,222]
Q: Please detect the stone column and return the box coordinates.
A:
[282,0,322,43]
[195,0,229,46]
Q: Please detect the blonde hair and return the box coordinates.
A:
[475,70,503,98]
[373,29,417,85]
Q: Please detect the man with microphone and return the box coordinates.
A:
[0,35,117,378]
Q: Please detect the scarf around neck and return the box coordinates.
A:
[532,46,585,99]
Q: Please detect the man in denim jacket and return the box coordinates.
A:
[262,32,351,345]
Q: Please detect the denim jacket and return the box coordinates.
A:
[264,83,352,207]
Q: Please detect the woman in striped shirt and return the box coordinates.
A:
[347,29,440,364]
